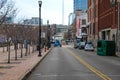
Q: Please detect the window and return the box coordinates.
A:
[82,19,86,25]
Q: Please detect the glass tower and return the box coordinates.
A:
[74,0,88,12]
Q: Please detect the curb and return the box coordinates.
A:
[20,47,53,80]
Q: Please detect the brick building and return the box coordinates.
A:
[99,0,118,41]
[88,0,120,48]
[88,0,99,46]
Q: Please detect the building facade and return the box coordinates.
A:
[71,10,88,42]
[23,17,43,25]
[75,10,88,42]
[98,0,118,41]
[68,13,75,26]
[0,15,14,24]
[88,0,120,49]
[6,17,14,24]
[74,0,88,12]
[88,0,99,46]
[54,25,68,41]
[31,17,39,25]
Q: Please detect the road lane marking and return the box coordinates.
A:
[34,74,97,77]
[65,48,112,80]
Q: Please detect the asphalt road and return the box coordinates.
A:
[27,45,120,80]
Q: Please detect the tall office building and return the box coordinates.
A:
[74,0,87,12]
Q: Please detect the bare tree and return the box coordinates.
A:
[0,0,17,63]
[17,25,24,58]
[0,0,17,25]
[15,18,26,58]
[31,26,39,53]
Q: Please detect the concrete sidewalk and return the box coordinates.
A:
[0,46,52,80]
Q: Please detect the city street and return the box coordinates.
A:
[1,0,120,80]
[27,45,120,80]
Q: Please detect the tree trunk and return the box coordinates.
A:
[14,44,18,60]
[20,43,23,58]
[8,43,10,63]
[28,45,30,55]
[25,47,28,56]
[32,45,34,53]
[3,46,5,53]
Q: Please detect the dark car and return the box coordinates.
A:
[74,39,80,48]
[78,41,86,49]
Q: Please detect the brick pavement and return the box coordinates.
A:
[0,46,51,80]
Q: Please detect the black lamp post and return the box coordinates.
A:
[38,0,42,56]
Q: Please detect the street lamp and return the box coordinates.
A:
[38,0,42,56]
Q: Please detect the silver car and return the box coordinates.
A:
[84,42,94,51]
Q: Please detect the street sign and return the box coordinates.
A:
[41,32,45,38]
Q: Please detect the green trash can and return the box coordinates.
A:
[97,40,116,56]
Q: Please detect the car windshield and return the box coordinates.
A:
[87,44,93,47]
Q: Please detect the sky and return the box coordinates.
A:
[13,0,73,25]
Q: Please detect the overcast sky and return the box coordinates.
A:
[13,0,73,25]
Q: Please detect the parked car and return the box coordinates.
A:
[84,42,94,51]
[54,40,61,47]
[66,39,70,45]
[78,41,86,49]
[74,39,80,48]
